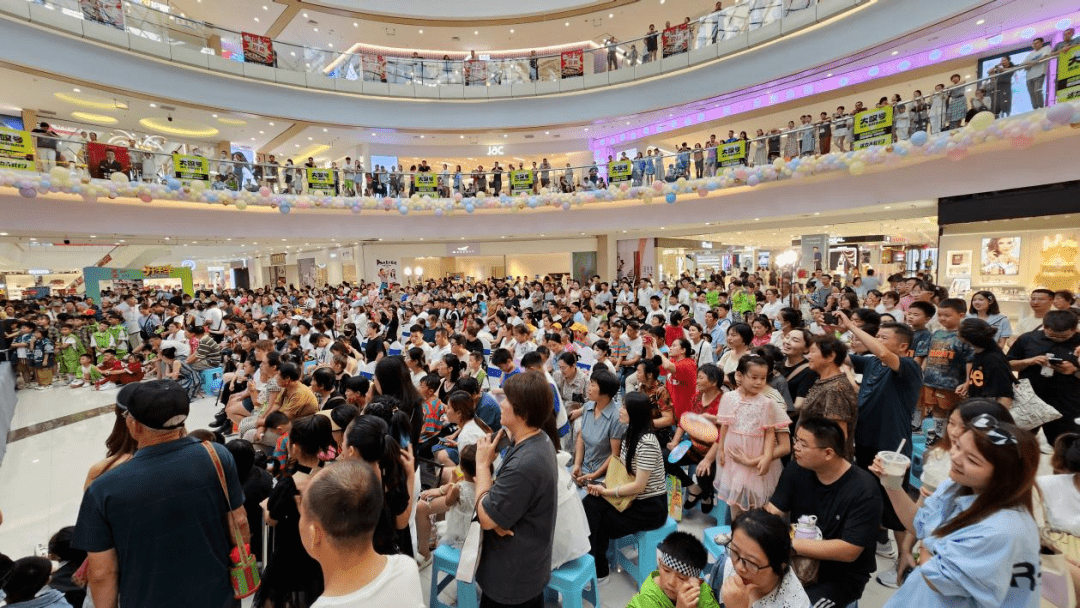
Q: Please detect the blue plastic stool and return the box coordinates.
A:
[702,525,732,561]
[429,544,480,608]
[614,517,679,586]
[200,367,223,396]
[544,553,600,608]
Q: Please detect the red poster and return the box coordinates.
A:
[560,49,583,78]
[464,60,488,85]
[86,142,130,180]
[662,23,690,57]
[242,32,275,66]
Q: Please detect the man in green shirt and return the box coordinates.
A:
[730,279,756,320]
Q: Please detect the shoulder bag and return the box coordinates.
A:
[602,454,636,512]
[1036,483,1078,608]
[1011,378,1062,431]
[202,441,261,599]
[456,490,490,584]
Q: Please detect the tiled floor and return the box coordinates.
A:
[0,387,899,607]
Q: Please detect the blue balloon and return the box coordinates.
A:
[527,197,539,208]
[909,130,928,146]
[665,192,677,204]
[166,178,182,191]
[465,204,475,214]
[279,203,291,214]
[398,205,409,215]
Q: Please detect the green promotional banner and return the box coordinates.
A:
[306,168,334,191]
[718,140,747,167]
[510,170,534,194]
[607,159,632,183]
[172,154,210,181]
[413,172,437,194]
[0,126,35,171]
[852,106,894,150]
[1056,46,1080,103]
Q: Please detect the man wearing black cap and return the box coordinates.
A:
[73,380,249,608]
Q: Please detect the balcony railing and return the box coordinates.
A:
[0,0,859,98]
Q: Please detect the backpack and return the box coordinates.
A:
[140,314,159,341]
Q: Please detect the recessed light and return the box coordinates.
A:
[268,122,274,126]
[303,12,308,17]
[826,73,832,77]
[149,103,157,108]
[0,232,7,236]
[460,135,464,139]
[308,137,313,140]
[90,235,96,238]
[510,29,515,33]
[327,43,333,48]
[250,138,255,141]
[253,17,259,22]
[282,238,287,241]
[371,133,376,136]
[976,19,985,24]
[565,21,569,26]
[313,27,318,32]
[212,114,218,117]
[891,50,897,55]
[119,239,125,242]
[164,237,170,240]
[72,88,80,92]
[323,128,328,132]
[227,238,232,241]
[418,29,423,34]
[353,22,358,27]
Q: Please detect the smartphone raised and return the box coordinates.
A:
[490,428,512,452]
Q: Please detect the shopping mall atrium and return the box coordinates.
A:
[0,0,1079,606]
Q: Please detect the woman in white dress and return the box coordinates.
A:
[752,129,768,167]
[927,83,945,135]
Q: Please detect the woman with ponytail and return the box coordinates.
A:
[436,353,465,402]
[343,412,416,557]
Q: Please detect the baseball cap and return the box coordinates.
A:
[570,323,588,333]
[116,380,189,430]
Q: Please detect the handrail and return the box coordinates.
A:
[3,0,829,94]
[16,56,1061,198]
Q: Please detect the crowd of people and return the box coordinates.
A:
[2,266,1079,608]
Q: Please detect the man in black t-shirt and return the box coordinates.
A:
[768,417,882,607]
[1008,310,1080,444]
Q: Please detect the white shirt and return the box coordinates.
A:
[204,307,224,332]
[760,300,784,320]
[160,339,191,358]
[1024,46,1052,79]
[309,554,424,608]
[457,419,487,449]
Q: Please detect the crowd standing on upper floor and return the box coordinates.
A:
[2,264,1079,608]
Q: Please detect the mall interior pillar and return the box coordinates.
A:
[21,109,36,129]
[596,233,617,281]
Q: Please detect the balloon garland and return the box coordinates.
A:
[2,106,1078,214]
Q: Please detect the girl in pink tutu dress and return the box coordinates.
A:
[714,354,791,518]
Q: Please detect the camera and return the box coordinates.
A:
[822,312,838,325]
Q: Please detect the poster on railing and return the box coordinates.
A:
[851,106,894,150]
[362,54,387,82]
[306,168,334,192]
[0,126,35,171]
[79,0,125,30]
[241,32,275,67]
[1056,46,1080,103]
[561,50,584,78]
[172,154,210,182]
[510,170,534,194]
[608,160,633,183]
[414,173,437,194]
[662,23,690,57]
[465,60,488,85]
[719,140,748,167]
[87,142,130,180]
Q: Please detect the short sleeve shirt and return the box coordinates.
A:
[802,374,859,458]
[665,357,698,420]
[922,329,973,390]
[769,462,882,599]
[909,328,932,358]
[478,433,557,604]
[579,401,628,475]
[850,355,922,452]
[73,438,244,608]
[968,349,1015,401]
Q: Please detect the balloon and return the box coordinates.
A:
[665,192,677,204]
[398,205,409,215]
[746,175,760,187]
[966,111,995,131]
[697,187,708,197]
[18,186,36,198]
[562,202,571,211]
[849,161,866,176]
[109,172,129,184]
[190,180,206,192]
[652,180,666,192]
[279,203,291,214]
[909,131,928,146]
[465,203,475,213]
[259,186,271,197]
[1010,134,1035,150]
[139,193,153,203]
[946,145,967,162]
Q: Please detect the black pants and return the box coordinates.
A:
[1042,413,1080,447]
[665,448,715,500]
[480,594,544,608]
[804,578,863,608]
[583,494,667,577]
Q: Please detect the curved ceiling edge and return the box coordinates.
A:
[0,0,988,132]
[297,0,640,26]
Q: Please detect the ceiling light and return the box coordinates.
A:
[510,29,514,33]
[72,111,118,124]
[29,237,36,241]
[564,21,569,26]
[149,103,157,108]
[609,13,613,18]
[164,237,170,240]
[250,138,255,141]
[268,122,274,126]
[313,27,318,32]
[72,88,80,92]
[418,29,423,34]
[0,232,6,236]
[327,43,333,48]
[459,135,464,139]
[90,235,96,238]
[211,114,218,118]
[139,118,219,137]
[253,17,259,22]
[308,136,313,140]
[118,239,125,243]
[353,22,358,27]
[474,30,479,35]
[371,133,376,136]
[976,18,985,24]
[891,50,897,55]
[322,128,328,132]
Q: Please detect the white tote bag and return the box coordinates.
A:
[456,491,489,584]
[1011,378,1062,431]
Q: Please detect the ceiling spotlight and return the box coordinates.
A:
[149,103,156,107]
[609,13,613,18]
[474,30,478,35]
[323,128,328,132]
[303,12,308,17]
[976,18,985,24]
[253,17,259,22]
[212,113,218,117]
[353,22,358,27]
[565,21,569,26]
[313,27,318,32]
[891,50,897,55]
[262,4,267,8]
[327,43,333,48]
[268,122,274,126]
[418,29,423,34]
[510,29,515,33]
[308,136,313,140]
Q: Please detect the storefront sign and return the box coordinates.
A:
[27,269,51,275]
[561,49,584,78]
[172,154,210,181]
[446,243,481,256]
[607,159,633,183]
[1056,46,1080,103]
[718,140,747,167]
[510,170,534,194]
[241,31,275,66]
[852,106,894,150]
[486,146,504,156]
[0,126,35,171]
[413,173,437,194]
[306,168,334,191]
[142,265,174,278]
[269,253,287,266]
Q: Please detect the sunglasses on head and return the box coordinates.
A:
[969,413,1017,446]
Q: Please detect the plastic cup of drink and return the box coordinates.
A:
[879,451,910,490]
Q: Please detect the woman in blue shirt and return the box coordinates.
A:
[873,412,1042,608]
[966,291,1012,348]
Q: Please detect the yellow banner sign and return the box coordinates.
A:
[852,106,894,150]
[608,160,633,183]
[1057,46,1080,103]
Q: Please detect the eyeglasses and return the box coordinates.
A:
[969,414,1017,446]
[727,546,766,575]
[794,439,825,451]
